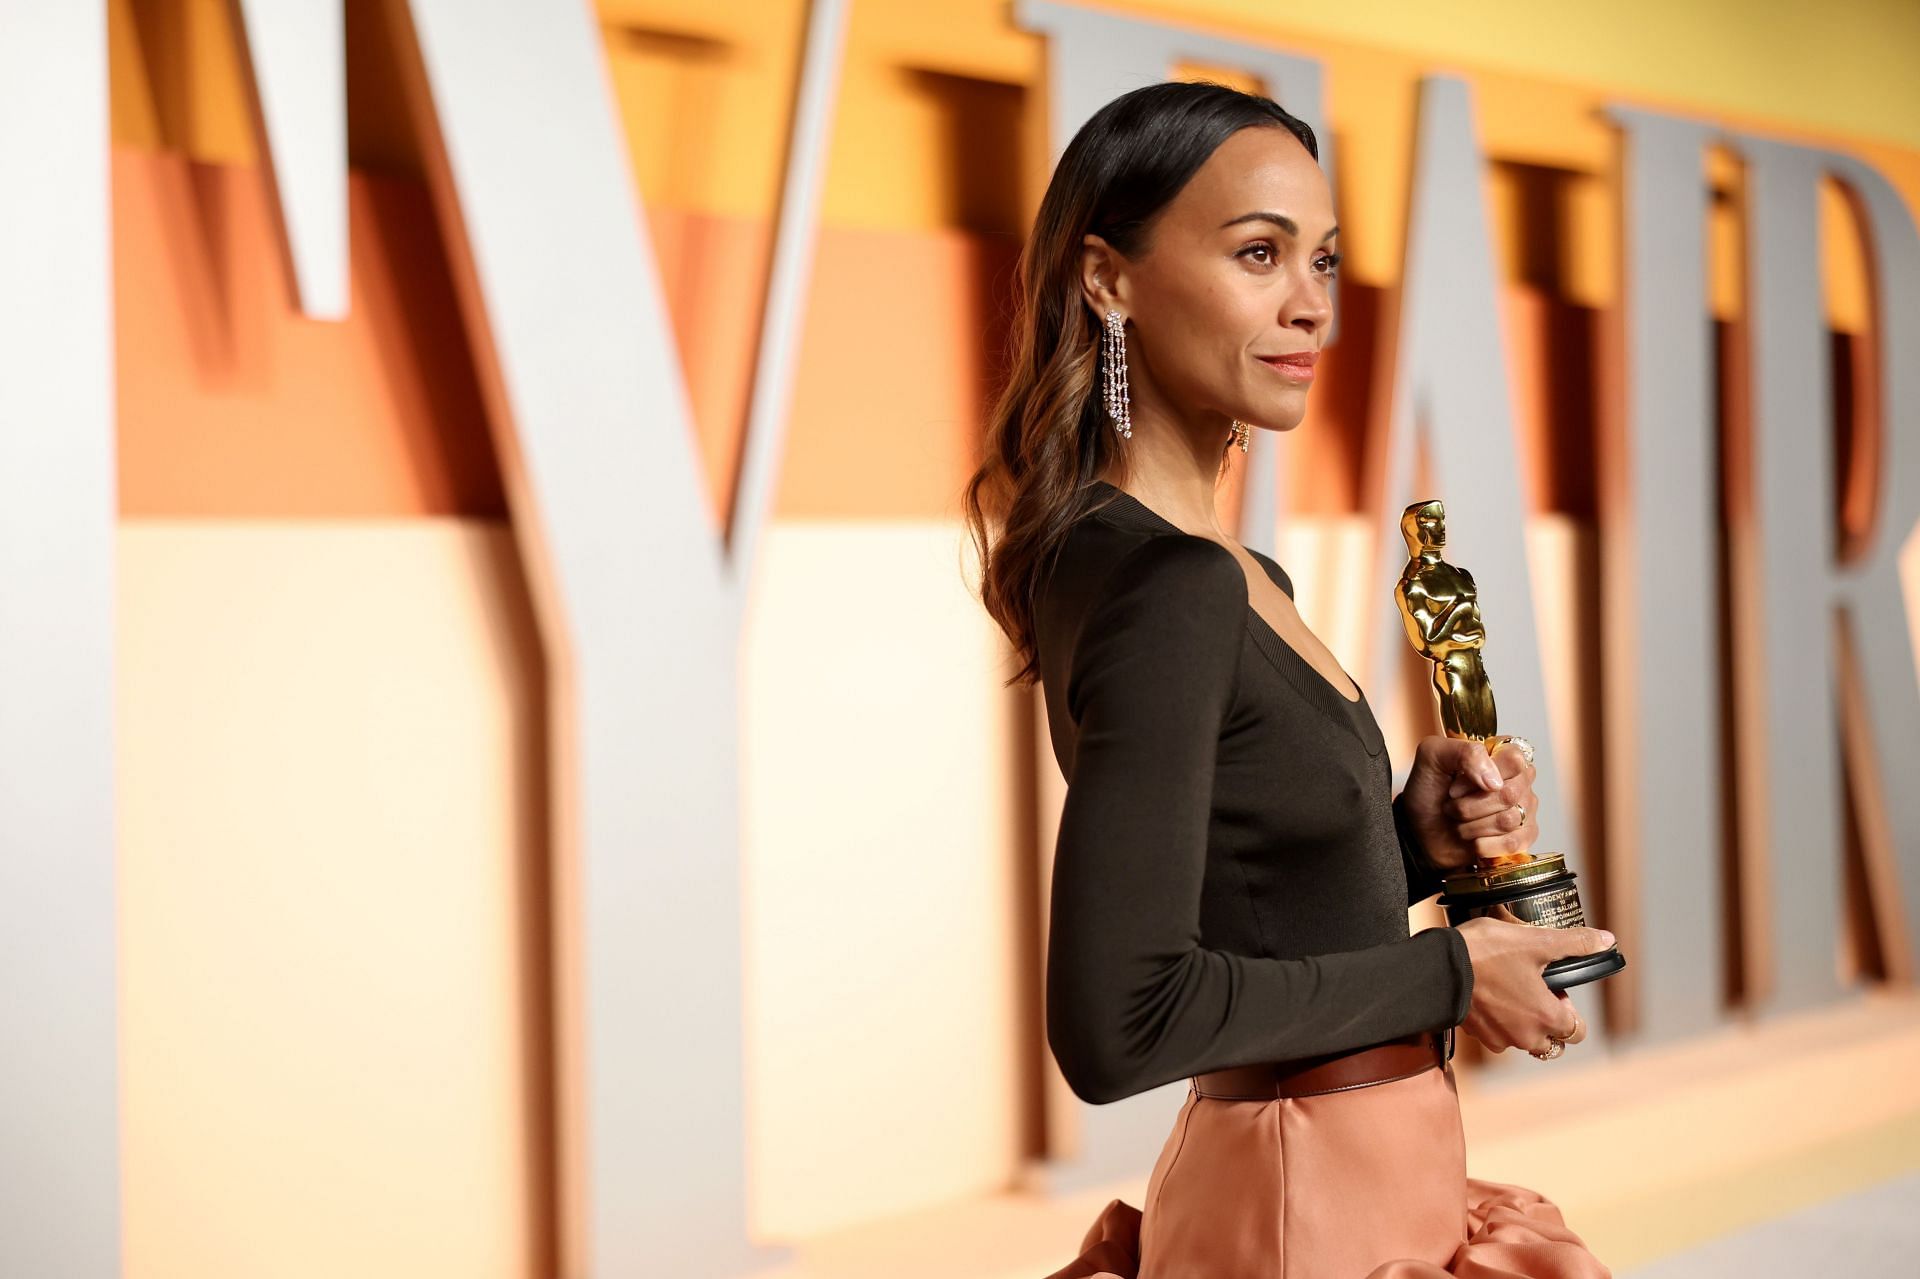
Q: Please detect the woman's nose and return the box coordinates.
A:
[1283,280,1332,333]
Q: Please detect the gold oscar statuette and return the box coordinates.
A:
[1394,499,1626,991]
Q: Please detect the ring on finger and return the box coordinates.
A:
[1531,1038,1566,1061]
[1549,1013,1580,1045]
[1512,803,1527,827]
[1506,735,1535,766]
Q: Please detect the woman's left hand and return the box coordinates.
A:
[1399,735,1540,875]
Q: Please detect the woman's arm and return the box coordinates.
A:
[1394,788,1451,907]
[1046,536,1474,1106]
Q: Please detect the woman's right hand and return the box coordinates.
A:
[1454,909,1614,1055]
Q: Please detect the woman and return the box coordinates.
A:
[962,81,1614,1278]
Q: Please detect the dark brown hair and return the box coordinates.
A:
[962,80,1318,687]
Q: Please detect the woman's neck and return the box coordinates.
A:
[1099,466,1228,540]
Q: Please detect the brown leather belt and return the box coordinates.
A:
[1192,1027,1454,1100]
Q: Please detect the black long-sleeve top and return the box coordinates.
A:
[1033,480,1475,1105]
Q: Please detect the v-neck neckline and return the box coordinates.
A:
[1085,480,1380,742]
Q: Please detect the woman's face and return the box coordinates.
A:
[1082,125,1338,437]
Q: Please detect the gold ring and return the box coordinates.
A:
[1531,1039,1566,1061]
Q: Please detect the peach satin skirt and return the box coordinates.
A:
[1043,1061,1610,1279]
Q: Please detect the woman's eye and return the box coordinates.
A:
[1237,243,1341,277]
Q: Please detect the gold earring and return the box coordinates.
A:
[1231,420,1250,453]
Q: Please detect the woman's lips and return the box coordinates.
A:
[1257,353,1317,382]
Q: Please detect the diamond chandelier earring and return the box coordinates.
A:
[1102,309,1132,439]
[1231,420,1250,453]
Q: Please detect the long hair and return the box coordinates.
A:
[962,80,1318,688]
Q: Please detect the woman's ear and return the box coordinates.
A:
[1077,234,1123,322]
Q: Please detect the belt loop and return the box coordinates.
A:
[1444,1025,1456,1062]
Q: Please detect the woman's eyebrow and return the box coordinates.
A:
[1219,211,1339,242]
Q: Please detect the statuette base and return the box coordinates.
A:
[1438,853,1627,992]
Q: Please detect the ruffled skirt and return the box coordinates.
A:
[1042,1061,1610,1279]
